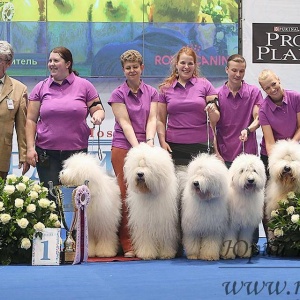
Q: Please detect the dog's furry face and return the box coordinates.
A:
[130,157,151,194]
[185,153,228,200]
[229,154,266,193]
[268,140,300,191]
[124,143,176,195]
[59,152,100,187]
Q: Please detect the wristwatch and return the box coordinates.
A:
[244,127,250,136]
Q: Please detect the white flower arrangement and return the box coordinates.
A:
[0,175,61,265]
[268,191,300,256]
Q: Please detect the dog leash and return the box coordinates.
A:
[206,111,211,153]
[206,111,218,155]
[93,124,103,161]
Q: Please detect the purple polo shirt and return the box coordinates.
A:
[158,77,217,144]
[108,81,158,150]
[216,81,263,162]
[29,73,98,150]
[259,89,300,156]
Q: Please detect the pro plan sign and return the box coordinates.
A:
[253,23,300,64]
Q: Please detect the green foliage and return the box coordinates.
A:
[201,0,226,23]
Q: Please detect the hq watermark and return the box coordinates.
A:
[222,280,300,296]
[221,240,300,297]
[221,239,269,263]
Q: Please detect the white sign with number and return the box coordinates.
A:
[32,228,61,266]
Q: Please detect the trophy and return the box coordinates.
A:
[49,180,90,265]
[48,181,78,264]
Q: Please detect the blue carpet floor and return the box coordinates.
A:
[1,239,300,300]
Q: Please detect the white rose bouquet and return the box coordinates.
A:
[267,191,300,256]
[0,175,60,265]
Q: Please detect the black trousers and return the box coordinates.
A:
[168,142,214,166]
[35,146,87,189]
[260,154,270,179]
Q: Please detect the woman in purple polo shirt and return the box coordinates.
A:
[258,69,300,176]
[26,46,104,188]
[258,69,300,237]
[157,46,219,166]
[108,50,158,258]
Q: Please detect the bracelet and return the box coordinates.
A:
[244,127,250,136]
[146,138,154,142]
[206,97,219,105]
[206,97,220,110]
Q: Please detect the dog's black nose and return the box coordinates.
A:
[284,166,291,173]
[137,172,144,178]
[247,179,254,184]
[193,181,199,187]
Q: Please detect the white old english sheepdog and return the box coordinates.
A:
[265,139,300,219]
[181,153,229,260]
[221,154,266,259]
[265,139,300,240]
[124,143,180,260]
[59,152,121,258]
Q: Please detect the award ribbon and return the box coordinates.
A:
[73,185,90,265]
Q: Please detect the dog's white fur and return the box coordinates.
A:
[221,154,266,259]
[124,143,179,260]
[59,152,121,258]
[265,139,300,218]
[181,153,229,260]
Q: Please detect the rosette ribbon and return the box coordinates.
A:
[73,184,90,265]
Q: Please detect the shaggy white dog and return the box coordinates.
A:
[181,153,229,260]
[124,143,180,260]
[59,152,121,258]
[265,139,300,219]
[221,154,266,259]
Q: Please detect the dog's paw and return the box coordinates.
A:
[139,255,157,260]
[158,254,176,260]
[96,252,118,258]
[238,249,252,258]
[94,241,118,257]
[135,250,157,260]
[199,254,220,261]
[186,254,199,260]
[158,249,177,260]
[236,244,252,258]
[238,254,251,259]
[95,247,118,258]
[221,254,236,260]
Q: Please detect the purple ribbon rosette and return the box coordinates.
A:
[73,184,90,265]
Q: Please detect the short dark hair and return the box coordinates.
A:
[227,54,246,68]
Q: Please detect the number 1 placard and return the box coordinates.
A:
[32,228,61,266]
